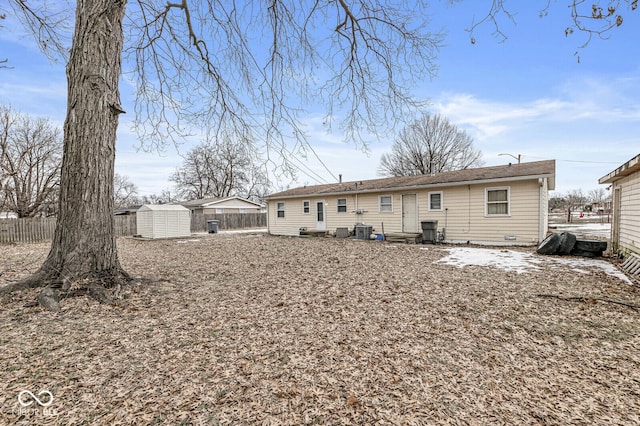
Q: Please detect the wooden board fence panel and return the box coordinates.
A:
[0,216,137,244]
[190,213,267,232]
[0,218,56,244]
[1,213,266,244]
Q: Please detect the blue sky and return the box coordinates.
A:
[1,2,638,197]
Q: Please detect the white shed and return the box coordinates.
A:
[136,204,191,239]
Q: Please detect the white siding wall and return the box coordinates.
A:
[614,172,640,255]
[136,210,154,237]
[268,179,544,244]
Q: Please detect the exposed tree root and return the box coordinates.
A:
[1,268,135,311]
[0,270,50,295]
[536,294,640,313]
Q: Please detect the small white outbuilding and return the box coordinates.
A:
[136,204,191,239]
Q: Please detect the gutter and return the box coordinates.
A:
[265,173,555,201]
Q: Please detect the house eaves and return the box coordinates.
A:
[599,153,640,184]
[267,174,554,200]
[265,160,556,200]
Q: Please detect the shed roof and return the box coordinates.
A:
[266,160,556,199]
[137,204,190,212]
[598,153,640,184]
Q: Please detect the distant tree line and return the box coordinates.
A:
[0,105,272,215]
[549,188,611,221]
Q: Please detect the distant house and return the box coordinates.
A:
[181,196,264,214]
[599,153,640,256]
[265,160,556,246]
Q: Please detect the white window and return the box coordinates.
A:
[215,208,223,214]
[303,200,310,214]
[428,191,443,211]
[486,187,510,216]
[379,195,393,212]
[337,198,347,213]
[277,202,285,218]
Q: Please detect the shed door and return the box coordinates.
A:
[402,194,418,233]
[316,200,326,230]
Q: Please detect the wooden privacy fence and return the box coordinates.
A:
[0,213,267,244]
[190,213,267,232]
[0,216,137,244]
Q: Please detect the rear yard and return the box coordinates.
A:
[1,234,639,425]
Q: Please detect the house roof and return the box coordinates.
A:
[598,153,640,184]
[181,196,263,208]
[266,160,556,199]
[115,205,142,215]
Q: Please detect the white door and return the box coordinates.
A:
[402,194,418,233]
[316,200,326,230]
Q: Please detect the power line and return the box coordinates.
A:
[281,146,331,185]
[523,155,621,165]
[305,143,340,182]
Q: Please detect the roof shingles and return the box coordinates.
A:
[266,160,555,199]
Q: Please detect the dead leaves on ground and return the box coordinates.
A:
[1,234,639,424]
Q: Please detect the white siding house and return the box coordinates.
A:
[599,153,640,257]
[136,205,191,239]
[265,160,556,246]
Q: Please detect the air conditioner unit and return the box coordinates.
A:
[355,225,372,240]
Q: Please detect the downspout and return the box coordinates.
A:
[538,178,546,243]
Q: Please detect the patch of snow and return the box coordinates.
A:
[436,247,543,274]
[435,247,633,285]
[570,268,589,274]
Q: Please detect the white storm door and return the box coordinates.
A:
[316,201,326,230]
[402,194,418,233]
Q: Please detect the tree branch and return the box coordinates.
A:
[536,294,640,314]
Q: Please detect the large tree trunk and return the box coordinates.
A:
[21,0,129,309]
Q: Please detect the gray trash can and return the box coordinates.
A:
[207,220,219,234]
[421,220,438,244]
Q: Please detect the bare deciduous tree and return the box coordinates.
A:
[0,105,61,217]
[588,187,609,205]
[113,173,138,209]
[171,136,271,202]
[3,1,635,309]
[135,190,177,205]
[378,113,483,177]
[564,189,587,222]
[3,0,442,309]
[456,0,638,60]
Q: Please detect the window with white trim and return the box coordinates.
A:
[486,187,510,216]
[337,198,347,213]
[428,191,443,211]
[277,202,285,218]
[303,200,310,214]
[379,195,393,212]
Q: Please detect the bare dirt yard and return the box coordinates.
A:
[1,233,640,425]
